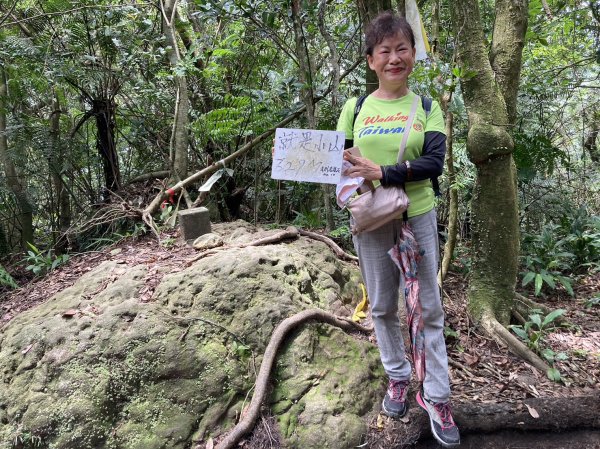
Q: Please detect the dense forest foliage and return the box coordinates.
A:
[0,0,598,342]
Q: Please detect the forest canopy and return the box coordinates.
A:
[0,0,598,310]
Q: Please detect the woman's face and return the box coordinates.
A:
[367,32,415,88]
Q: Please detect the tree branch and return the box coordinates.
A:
[141,57,362,222]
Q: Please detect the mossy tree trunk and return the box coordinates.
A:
[0,64,34,250]
[449,0,549,371]
[161,0,190,183]
[49,92,71,254]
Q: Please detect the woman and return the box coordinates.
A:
[337,12,460,448]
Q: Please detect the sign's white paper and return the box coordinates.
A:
[271,128,345,184]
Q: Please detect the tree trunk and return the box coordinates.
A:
[450,0,524,325]
[431,0,457,283]
[178,7,213,114]
[490,0,529,125]
[0,64,33,249]
[356,0,395,95]
[440,109,457,282]
[583,108,600,164]
[93,98,121,195]
[291,0,334,231]
[377,395,600,446]
[49,92,71,254]
[162,0,190,182]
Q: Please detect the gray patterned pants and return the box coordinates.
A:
[352,209,451,403]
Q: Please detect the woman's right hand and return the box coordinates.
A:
[343,150,383,181]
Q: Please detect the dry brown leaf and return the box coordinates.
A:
[525,403,540,419]
[464,354,479,366]
[62,309,77,318]
[376,413,385,430]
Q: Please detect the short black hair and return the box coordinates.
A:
[365,11,416,56]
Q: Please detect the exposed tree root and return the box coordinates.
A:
[514,292,569,325]
[185,227,300,265]
[186,227,358,266]
[480,311,551,374]
[297,229,358,262]
[214,309,371,449]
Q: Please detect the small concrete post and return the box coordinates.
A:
[178,207,211,243]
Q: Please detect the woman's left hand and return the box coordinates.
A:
[343,150,382,181]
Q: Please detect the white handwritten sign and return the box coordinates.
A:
[271,128,345,184]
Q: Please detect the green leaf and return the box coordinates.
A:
[509,325,528,341]
[0,265,18,289]
[534,274,543,295]
[522,271,535,286]
[530,313,542,329]
[541,348,556,362]
[556,352,568,361]
[542,309,566,328]
[540,272,555,289]
[557,276,574,296]
[547,368,561,382]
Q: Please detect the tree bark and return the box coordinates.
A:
[93,98,121,195]
[450,0,523,325]
[0,64,33,249]
[490,0,529,125]
[48,92,71,254]
[392,395,600,438]
[440,109,457,282]
[161,0,190,181]
[583,108,600,164]
[291,0,334,231]
[356,0,396,95]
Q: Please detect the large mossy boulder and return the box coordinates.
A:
[0,222,384,449]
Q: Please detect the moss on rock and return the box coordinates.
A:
[0,223,377,449]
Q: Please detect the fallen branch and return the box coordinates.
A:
[369,395,600,448]
[214,309,371,449]
[298,229,358,262]
[448,358,475,379]
[455,395,600,432]
[127,170,170,184]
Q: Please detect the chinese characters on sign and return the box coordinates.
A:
[271,128,345,184]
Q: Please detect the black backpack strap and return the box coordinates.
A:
[421,96,432,116]
[345,94,367,149]
[353,94,368,126]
